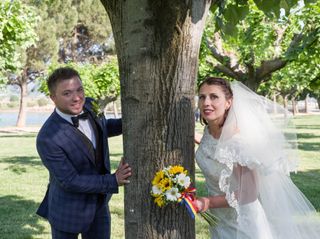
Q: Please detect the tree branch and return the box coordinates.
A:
[256,58,287,80]
[204,36,244,79]
[204,36,227,65]
[214,64,243,80]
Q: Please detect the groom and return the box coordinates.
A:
[36,67,131,239]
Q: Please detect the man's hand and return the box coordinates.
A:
[115,157,132,186]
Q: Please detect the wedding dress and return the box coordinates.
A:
[195,81,320,239]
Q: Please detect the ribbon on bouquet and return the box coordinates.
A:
[179,187,219,226]
[179,187,198,219]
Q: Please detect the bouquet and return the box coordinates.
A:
[151,165,218,226]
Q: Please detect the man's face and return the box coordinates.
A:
[50,76,85,115]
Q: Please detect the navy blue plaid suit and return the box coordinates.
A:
[36,98,121,237]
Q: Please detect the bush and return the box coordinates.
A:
[9,95,19,102]
[7,102,19,108]
[27,101,37,107]
[37,97,48,107]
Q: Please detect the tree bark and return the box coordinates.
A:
[292,99,297,115]
[304,95,309,113]
[16,78,28,127]
[101,1,211,238]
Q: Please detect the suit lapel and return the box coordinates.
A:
[52,112,96,166]
[63,128,96,166]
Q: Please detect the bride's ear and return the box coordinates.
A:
[226,98,232,110]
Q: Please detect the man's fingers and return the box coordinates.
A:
[115,159,132,186]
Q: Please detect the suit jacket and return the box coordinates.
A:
[36,98,121,233]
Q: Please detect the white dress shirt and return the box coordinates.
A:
[55,108,96,148]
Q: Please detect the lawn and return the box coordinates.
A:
[0,114,319,238]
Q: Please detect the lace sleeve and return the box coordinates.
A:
[215,137,260,214]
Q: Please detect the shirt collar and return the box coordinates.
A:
[55,108,84,125]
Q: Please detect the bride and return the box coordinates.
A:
[194,77,320,239]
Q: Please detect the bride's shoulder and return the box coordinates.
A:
[225,127,242,142]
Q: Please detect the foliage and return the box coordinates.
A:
[259,1,320,102]
[28,0,114,64]
[39,58,120,103]
[0,0,38,84]
[212,0,318,36]
[199,0,320,93]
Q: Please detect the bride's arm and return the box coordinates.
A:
[195,165,258,212]
[194,132,202,144]
[195,195,229,212]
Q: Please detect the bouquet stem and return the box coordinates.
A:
[199,211,219,227]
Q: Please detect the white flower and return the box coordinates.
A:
[176,173,191,188]
[152,185,162,195]
[165,187,181,201]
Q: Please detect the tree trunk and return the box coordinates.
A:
[282,94,288,110]
[101,1,211,238]
[304,95,309,113]
[292,98,298,115]
[246,76,260,92]
[16,79,28,127]
[272,93,278,114]
[113,101,118,118]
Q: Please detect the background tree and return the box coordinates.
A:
[4,0,115,127]
[199,0,319,91]
[0,0,39,127]
[259,1,320,113]
[308,77,320,108]
[47,0,114,63]
[0,0,38,84]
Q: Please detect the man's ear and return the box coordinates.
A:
[50,94,55,102]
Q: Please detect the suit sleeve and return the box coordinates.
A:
[36,135,119,194]
[106,118,122,137]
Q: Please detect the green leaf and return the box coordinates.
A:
[253,0,281,17]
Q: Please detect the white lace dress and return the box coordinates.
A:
[196,127,273,239]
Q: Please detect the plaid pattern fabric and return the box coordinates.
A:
[36,98,121,234]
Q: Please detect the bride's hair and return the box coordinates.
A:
[198,77,233,127]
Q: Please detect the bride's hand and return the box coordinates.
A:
[194,132,203,145]
[195,197,210,212]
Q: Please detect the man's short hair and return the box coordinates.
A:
[47,67,81,94]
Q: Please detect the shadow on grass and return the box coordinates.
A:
[0,195,47,239]
[109,153,123,158]
[0,133,37,138]
[297,133,319,139]
[295,125,320,130]
[298,141,320,151]
[2,156,42,174]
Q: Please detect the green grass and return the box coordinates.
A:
[0,114,319,238]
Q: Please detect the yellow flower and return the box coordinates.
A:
[152,171,164,185]
[160,177,172,191]
[169,165,187,175]
[154,196,165,207]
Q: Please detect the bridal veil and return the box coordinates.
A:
[213,81,320,238]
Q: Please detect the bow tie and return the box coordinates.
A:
[71,112,89,128]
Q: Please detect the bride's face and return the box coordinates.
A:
[198,83,232,126]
